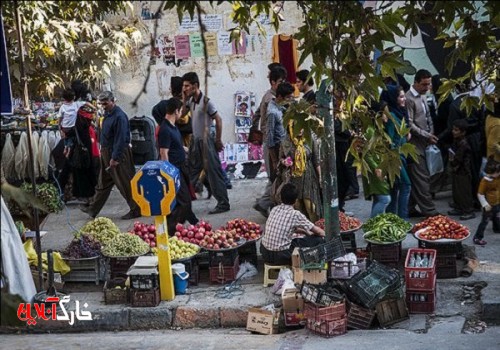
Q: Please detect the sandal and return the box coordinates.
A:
[473,238,487,246]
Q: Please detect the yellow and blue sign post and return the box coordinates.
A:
[131,161,180,301]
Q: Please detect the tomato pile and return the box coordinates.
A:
[412,215,470,241]
[315,212,362,232]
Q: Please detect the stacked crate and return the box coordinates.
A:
[405,248,437,313]
[208,250,239,284]
[367,242,402,268]
[127,256,160,307]
[62,256,101,285]
[418,241,461,278]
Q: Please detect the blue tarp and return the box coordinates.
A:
[0,13,13,115]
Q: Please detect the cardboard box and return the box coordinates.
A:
[246,307,281,334]
[282,288,305,326]
[292,248,301,268]
[293,267,327,285]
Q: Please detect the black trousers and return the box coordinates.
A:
[167,163,198,235]
[261,235,325,265]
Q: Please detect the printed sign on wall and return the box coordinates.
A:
[189,33,205,57]
[175,35,191,59]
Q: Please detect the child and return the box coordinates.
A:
[58,88,85,158]
[447,119,476,220]
[473,158,500,245]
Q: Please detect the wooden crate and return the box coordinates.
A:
[130,287,160,307]
[103,277,129,305]
[375,298,409,327]
[347,303,376,330]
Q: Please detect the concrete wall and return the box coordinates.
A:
[110,1,312,144]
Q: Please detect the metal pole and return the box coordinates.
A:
[317,80,340,241]
[15,3,43,289]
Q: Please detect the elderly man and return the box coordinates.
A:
[82,91,140,219]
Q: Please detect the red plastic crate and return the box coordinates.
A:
[368,242,402,263]
[304,301,346,322]
[306,316,347,337]
[404,248,437,291]
[209,256,239,284]
[406,289,436,314]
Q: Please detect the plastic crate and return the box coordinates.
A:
[404,248,437,291]
[103,276,129,305]
[299,236,346,270]
[209,256,239,284]
[306,316,347,338]
[300,282,344,306]
[368,242,402,263]
[375,298,409,327]
[344,261,403,309]
[130,287,160,307]
[418,240,463,259]
[107,256,139,279]
[329,258,367,280]
[406,289,436,314]
[341,232,357,252]
[129,272,158,290]
[304,301,346,322]
[436,254,458,279]
[347,303,376,330]
[62,256,100,285]
[209,249,239,267]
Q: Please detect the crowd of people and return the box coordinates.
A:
[55,63,499,266]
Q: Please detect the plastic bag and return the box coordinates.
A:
[270,267,294,295]
[236,261,258,280]
[425,145,444,176]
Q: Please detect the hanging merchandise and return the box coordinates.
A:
[272,34,299,87]
[1,133,15,179]
[31,131,40,178]
[38,130,51,180]
[14,131,28,180]
[47,130,57,151]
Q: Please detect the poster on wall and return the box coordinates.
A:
[175,35,191,59]
[217,32,233,56]
[189,33,205,58]
[204,32,218,56]
[179,15,199,32]
[202,14,223,31]
[248,143,263,161]
[235,117,252,133]
[234,91,252,117]
[225,143,236,163]
[236,143,249,162]
[140,1,153,20]
[156,34,176,66]
[236,133,248,143]
[232,32,247,55]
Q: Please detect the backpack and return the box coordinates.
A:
[129,115,159,165]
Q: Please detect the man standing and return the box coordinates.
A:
[296,69,316,104]
[182,72,230,214]
[405,69,440,217]
[252,65,287,217]
[82,91,140,219]
[156,98,198,233]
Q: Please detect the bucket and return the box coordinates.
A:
[172,263,186,274]
[172,263,189,294]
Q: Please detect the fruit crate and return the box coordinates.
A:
[304,301,346,322]
[62,256,101,285]
[107,256,140,279]
[299,236,346,270]
[344,261,403,309]
[209,256,239,284]
[208,249,239,267]
[341,231,357,252]
[418,240,463,259]
[306,316,347,338]
[347,302,376,330]
[300,282,344,306]
[435,253,458,279]
[375,298,409,327]
[127,269,159,290]
[406,289,436,314]
[130,287,161,307]
[238,241,258,267]
[103,276,129,305]
[329,258,367,280]
[368,242,402,264]
[404,248,437,291]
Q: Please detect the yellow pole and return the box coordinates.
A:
[155,215,175,300]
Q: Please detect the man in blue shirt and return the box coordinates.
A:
[156,98,198,233]
[81,91,140,219]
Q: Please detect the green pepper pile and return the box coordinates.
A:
[363,213,412,244]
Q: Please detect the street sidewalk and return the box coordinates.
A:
[19,178,500,332]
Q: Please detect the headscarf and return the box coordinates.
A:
[151,100,169,125]
[380,85,408,125]
[77,104,96,120]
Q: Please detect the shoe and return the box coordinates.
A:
[79,205,96,218]
[121,210,141,220]
[253,203,269,218]
[208,206,230,215]
[473,238,487,246]
[447,209,463,216]
[409,210,424,218]
[460,213,476,220]
[226,184,233,190]
[423,211,440,218]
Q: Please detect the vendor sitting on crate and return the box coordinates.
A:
[261,183,325,265]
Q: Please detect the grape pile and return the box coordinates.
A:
[79,217,120,245]
[101,233,150,257]
[63,234,101,259]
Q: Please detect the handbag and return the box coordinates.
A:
[425,144,444,176]
[71,128,91,169]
